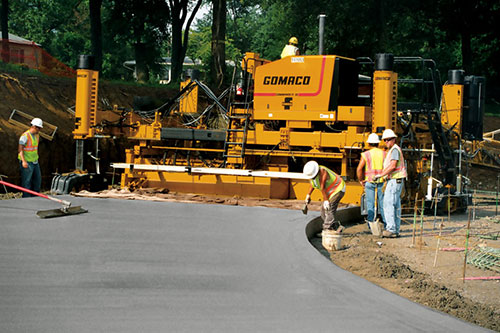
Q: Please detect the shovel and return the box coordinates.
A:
[367,185,382,236]
[302,203,308,215]
[0,180,87,218]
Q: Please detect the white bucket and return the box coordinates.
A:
[368,220,383,236]
[322,230,342,252]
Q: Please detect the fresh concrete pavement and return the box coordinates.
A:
[0,196,489,332]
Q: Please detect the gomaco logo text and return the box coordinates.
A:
[263,76,311,85]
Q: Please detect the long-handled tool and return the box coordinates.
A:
[302,194,310,215]
[0,180,87,218]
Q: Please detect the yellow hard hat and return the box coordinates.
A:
[289,37,298,45]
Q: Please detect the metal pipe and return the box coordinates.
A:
[111,163,311,180]
[75,139,84,171]
[318,14,326,55]
[426,144,435,200]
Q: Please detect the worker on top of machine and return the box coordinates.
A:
[18,118,43,198]
[373,129,407,238]
[280,37,300,58]
[356,133,386,226]
[303,161,345,232]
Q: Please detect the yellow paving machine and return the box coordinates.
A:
[52,51,488,213]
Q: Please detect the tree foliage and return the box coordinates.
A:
[1,0,499,97]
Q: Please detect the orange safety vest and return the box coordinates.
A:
[383,144,407,179]
[18,130,39,162]
[311,166,345,200]
[362,148,386,183]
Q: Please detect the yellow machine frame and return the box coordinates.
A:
[72,52,485,211]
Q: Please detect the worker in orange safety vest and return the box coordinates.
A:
[373,129,408,238]
[303,161,346,232]
[18,118,43,197]
[357,133,386,226]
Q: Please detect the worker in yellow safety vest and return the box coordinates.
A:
[373,129,407,238]
[303,161,346,232]
[356,133,386,226]
[18,118,43,197]
[280,37,300,58]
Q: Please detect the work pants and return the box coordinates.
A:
[19,161,41,198]
[365,181,385,226]
[383,178,403,234]
[321,190,345,230]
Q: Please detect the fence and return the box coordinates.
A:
[1,38,75,78]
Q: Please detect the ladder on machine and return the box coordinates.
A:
[223,106,251,165]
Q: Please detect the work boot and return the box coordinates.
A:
[329,222,344,233]
[382,230,397,238]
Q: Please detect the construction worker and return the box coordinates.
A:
[356,133,386,226]
[18,118,43,197]
[280,37,300,58]
[303,161,345,232]
[373,129,407,238]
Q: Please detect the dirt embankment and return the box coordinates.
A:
[0,71,174,187]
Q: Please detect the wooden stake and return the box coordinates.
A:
[473,189,476,222]
[448,187,451,223]
[433,187,439,229]
[463,210,472,283]
[497,175,499,216]
[419,198,425,251]
[412,193,418,246]
[433,222,443,267]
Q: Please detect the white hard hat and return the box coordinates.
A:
[303,161,319,179]
[31,118,43,128]
[367,133,380,144]
[382,129,397,140]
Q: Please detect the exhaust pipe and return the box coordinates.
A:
[318,14,326,55]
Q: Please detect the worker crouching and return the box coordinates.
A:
[303,161,345,232]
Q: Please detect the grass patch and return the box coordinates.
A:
[0,61,44,76]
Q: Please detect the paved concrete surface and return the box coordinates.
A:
[0,196,488,332]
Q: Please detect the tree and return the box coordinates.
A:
[1,0,9,63]
[89,0,102,71]
[108,0,170,82]
[438,0,499,75]
[211,0,225,88]
[168,0,202,83]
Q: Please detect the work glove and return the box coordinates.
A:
[305,194,311,205]
[323,200,330,211]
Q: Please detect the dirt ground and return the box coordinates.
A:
[314,208,500,332]
[0,71,172,187]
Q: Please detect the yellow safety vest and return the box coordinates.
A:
[18,130,39,163]
[362,148,386,183]
[383,144,407,179]
[311,166,345,200]
[280,45,298,58]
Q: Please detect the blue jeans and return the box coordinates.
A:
[365,182,385,226]
[383,179,403,234]
[19,161,41,197]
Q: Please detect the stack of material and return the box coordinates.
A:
[467,246,500,272]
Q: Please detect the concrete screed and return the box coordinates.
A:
[0,196,489,332]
